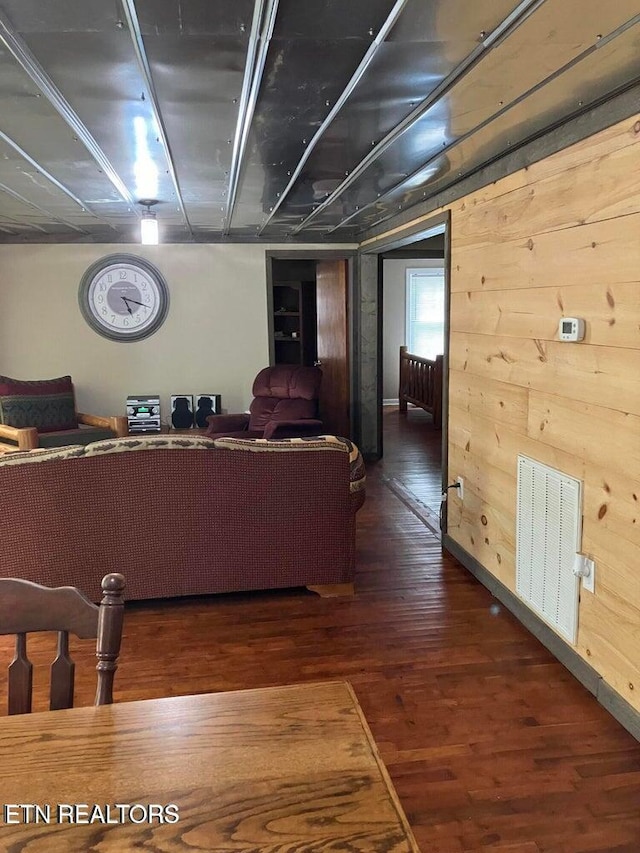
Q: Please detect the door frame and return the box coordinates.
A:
[357,209,451,515]
[265,249,358,437]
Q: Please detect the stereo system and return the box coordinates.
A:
[126,395,161,433]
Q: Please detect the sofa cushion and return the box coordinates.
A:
[37,426,115,448]
[0,375,77,432]
[0,427,117,449]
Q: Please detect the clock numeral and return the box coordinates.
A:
[99,282,106,292]
[123,318,129,326]
[140,280,147,289]
[111,314,116,322]
[97,295,104,303]
[135,314,142,323]
[119,270,127,280]
[101,307,107,315]
[107,274,113,283]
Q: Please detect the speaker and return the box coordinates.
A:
[170,395,194,429]
[194,394,222,428]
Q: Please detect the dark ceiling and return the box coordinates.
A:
[0,0,639,244]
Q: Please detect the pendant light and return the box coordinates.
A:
[139,199,159,245]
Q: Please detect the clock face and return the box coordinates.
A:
[78,254,169,342]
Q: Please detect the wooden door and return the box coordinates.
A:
[316,259,350,437]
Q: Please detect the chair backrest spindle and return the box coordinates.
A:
[9,633,33,715]
[50,630,75,711]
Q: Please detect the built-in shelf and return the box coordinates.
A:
[269,275,317,366]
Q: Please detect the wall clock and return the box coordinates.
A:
[78,254,169,342]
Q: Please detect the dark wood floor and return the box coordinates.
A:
[380,404,445,536]
[380,404,444,512]
[2,408,639,852]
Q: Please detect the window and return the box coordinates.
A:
[406,268,445,359]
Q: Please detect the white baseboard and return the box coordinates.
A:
[383,398,399,406]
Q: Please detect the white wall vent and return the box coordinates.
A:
[516,455,582,644]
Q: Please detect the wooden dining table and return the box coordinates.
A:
[0,680,420,852]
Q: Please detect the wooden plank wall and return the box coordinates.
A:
[446,114,640,712]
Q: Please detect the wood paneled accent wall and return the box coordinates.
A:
[446,114,640,712]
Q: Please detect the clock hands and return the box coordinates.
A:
[121,296,150,318]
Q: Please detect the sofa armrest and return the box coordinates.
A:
[77,413,129,437]
[263,419,324,440]
[0,423,39,451]
[206,413,250,434]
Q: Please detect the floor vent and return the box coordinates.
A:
[516,455,582,644]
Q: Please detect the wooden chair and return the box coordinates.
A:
[0,573,125,715]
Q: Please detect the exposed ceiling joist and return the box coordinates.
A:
[329,10,640,235]
[0,210,47,234]
[0,6,138,212]
[119,0,193,236]
[289,0,548,235]
[223,0,279,235]
[0,0,639,243]
[257,0,410,236]
[0,129,114,227]
[0,182,88,234]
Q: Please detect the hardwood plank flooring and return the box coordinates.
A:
[380,404,444,536]
[381,404,444,513]
[1,409,639,852]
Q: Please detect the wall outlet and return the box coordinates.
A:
[455,476,464,500]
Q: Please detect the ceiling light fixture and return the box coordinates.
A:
[139,199,159,244]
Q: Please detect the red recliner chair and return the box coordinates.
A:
[206,365,323,440]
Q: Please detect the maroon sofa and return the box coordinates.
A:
[0,434,365,602]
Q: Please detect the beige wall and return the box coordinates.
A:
[367,113,640,714]
[382,258,444,401]
[0,242,352,423]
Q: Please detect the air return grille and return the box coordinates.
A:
[516,456,582,644]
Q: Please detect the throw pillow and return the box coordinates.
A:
[0,375,77,432]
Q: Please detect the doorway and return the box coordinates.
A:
[358,210,451,531]
[380,233,445,522]
[266,250,356,439]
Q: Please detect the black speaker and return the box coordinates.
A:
[194,394,222,428]
[170,395,194,429]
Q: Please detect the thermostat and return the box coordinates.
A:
[558,317,585,342]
